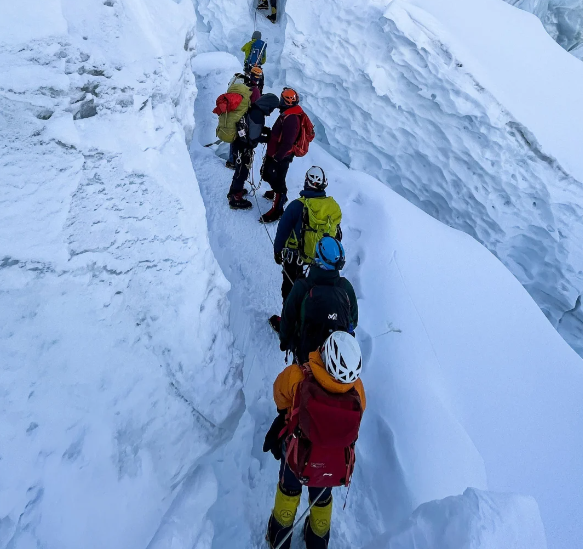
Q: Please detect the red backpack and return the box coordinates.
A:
[283,108,315,157]
[282,365,363,487]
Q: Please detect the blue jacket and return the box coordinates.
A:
[274,189,327,255]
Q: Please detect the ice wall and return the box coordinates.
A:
[506,0,583,58]
[281,0,583,356]
[0,1,242,548]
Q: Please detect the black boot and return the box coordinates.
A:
[303,517,330,549]
[259,193,286,223]
[268,315,281,334]
[263,189,275,201]
[229,192,252,210]
[226,188,248,200]
[266,514,293,549]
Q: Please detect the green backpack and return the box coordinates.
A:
[215,76,252,143]
[296,196,342,263]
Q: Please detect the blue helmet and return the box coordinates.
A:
[314,235,345,271]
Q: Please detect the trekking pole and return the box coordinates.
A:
[273,488,327,549]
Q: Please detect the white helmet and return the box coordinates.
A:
[304,166,328,191]
[321,331,362,383]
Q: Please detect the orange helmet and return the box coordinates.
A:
[280,87,299,107]
[250,66,263,77]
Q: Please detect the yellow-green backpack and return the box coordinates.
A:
[215,75,252,143]
[297,196,342,263]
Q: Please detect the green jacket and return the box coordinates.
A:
[241,39,267,64]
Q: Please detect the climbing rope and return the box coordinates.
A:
[247,147,299,288]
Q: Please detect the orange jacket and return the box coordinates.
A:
[273,350,366,412]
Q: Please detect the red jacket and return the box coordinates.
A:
[266,106,302,160]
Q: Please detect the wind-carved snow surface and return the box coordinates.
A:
[370,489,546,549]
[506,0,583,58]
[281,0,583,357]
[0,1,242,548]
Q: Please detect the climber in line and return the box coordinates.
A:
[242,30,267,74]
[279,235,358,364]
[257,0,277,23]
[263,331,366,549]
[226,67,264,169]
[268,167,343,332]
[227,92,279,209]
[259,88,305,223]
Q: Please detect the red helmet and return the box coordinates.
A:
[280,87,299,107]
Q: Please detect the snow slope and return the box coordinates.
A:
[0,1,242,548]
[190,12,583,545]
[281,0,583,357]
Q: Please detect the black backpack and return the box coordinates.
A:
[297,280,351,362]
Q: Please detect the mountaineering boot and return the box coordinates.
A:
[257,0,269,8]
[268,315,281,334]
[263,189,275,201]
[229,192,252,210]
[266,515,293,549]
[303,516,330,549]
[267,7,277,22]
[226,188,248,200]
[303,493,332,549]
[266,484,301,549]
[259,193,287,223]
[225,160,236,170]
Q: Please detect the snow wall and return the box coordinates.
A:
[0,1,242,548]
[506,0,583,58]
[280,0,583,358]
[368,489,546,549]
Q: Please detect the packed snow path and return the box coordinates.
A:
[188,16,389,547]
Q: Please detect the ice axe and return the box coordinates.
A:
[204,139,221,147]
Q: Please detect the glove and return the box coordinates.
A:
[263,411,287,460]
[274,251,283,265]
[279,340,288,352]
[260,126,272,143]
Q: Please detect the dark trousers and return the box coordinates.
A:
[281,261,304,306]
[279,456,332,502]
[229,139,253,195]
[262,155,292,194]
